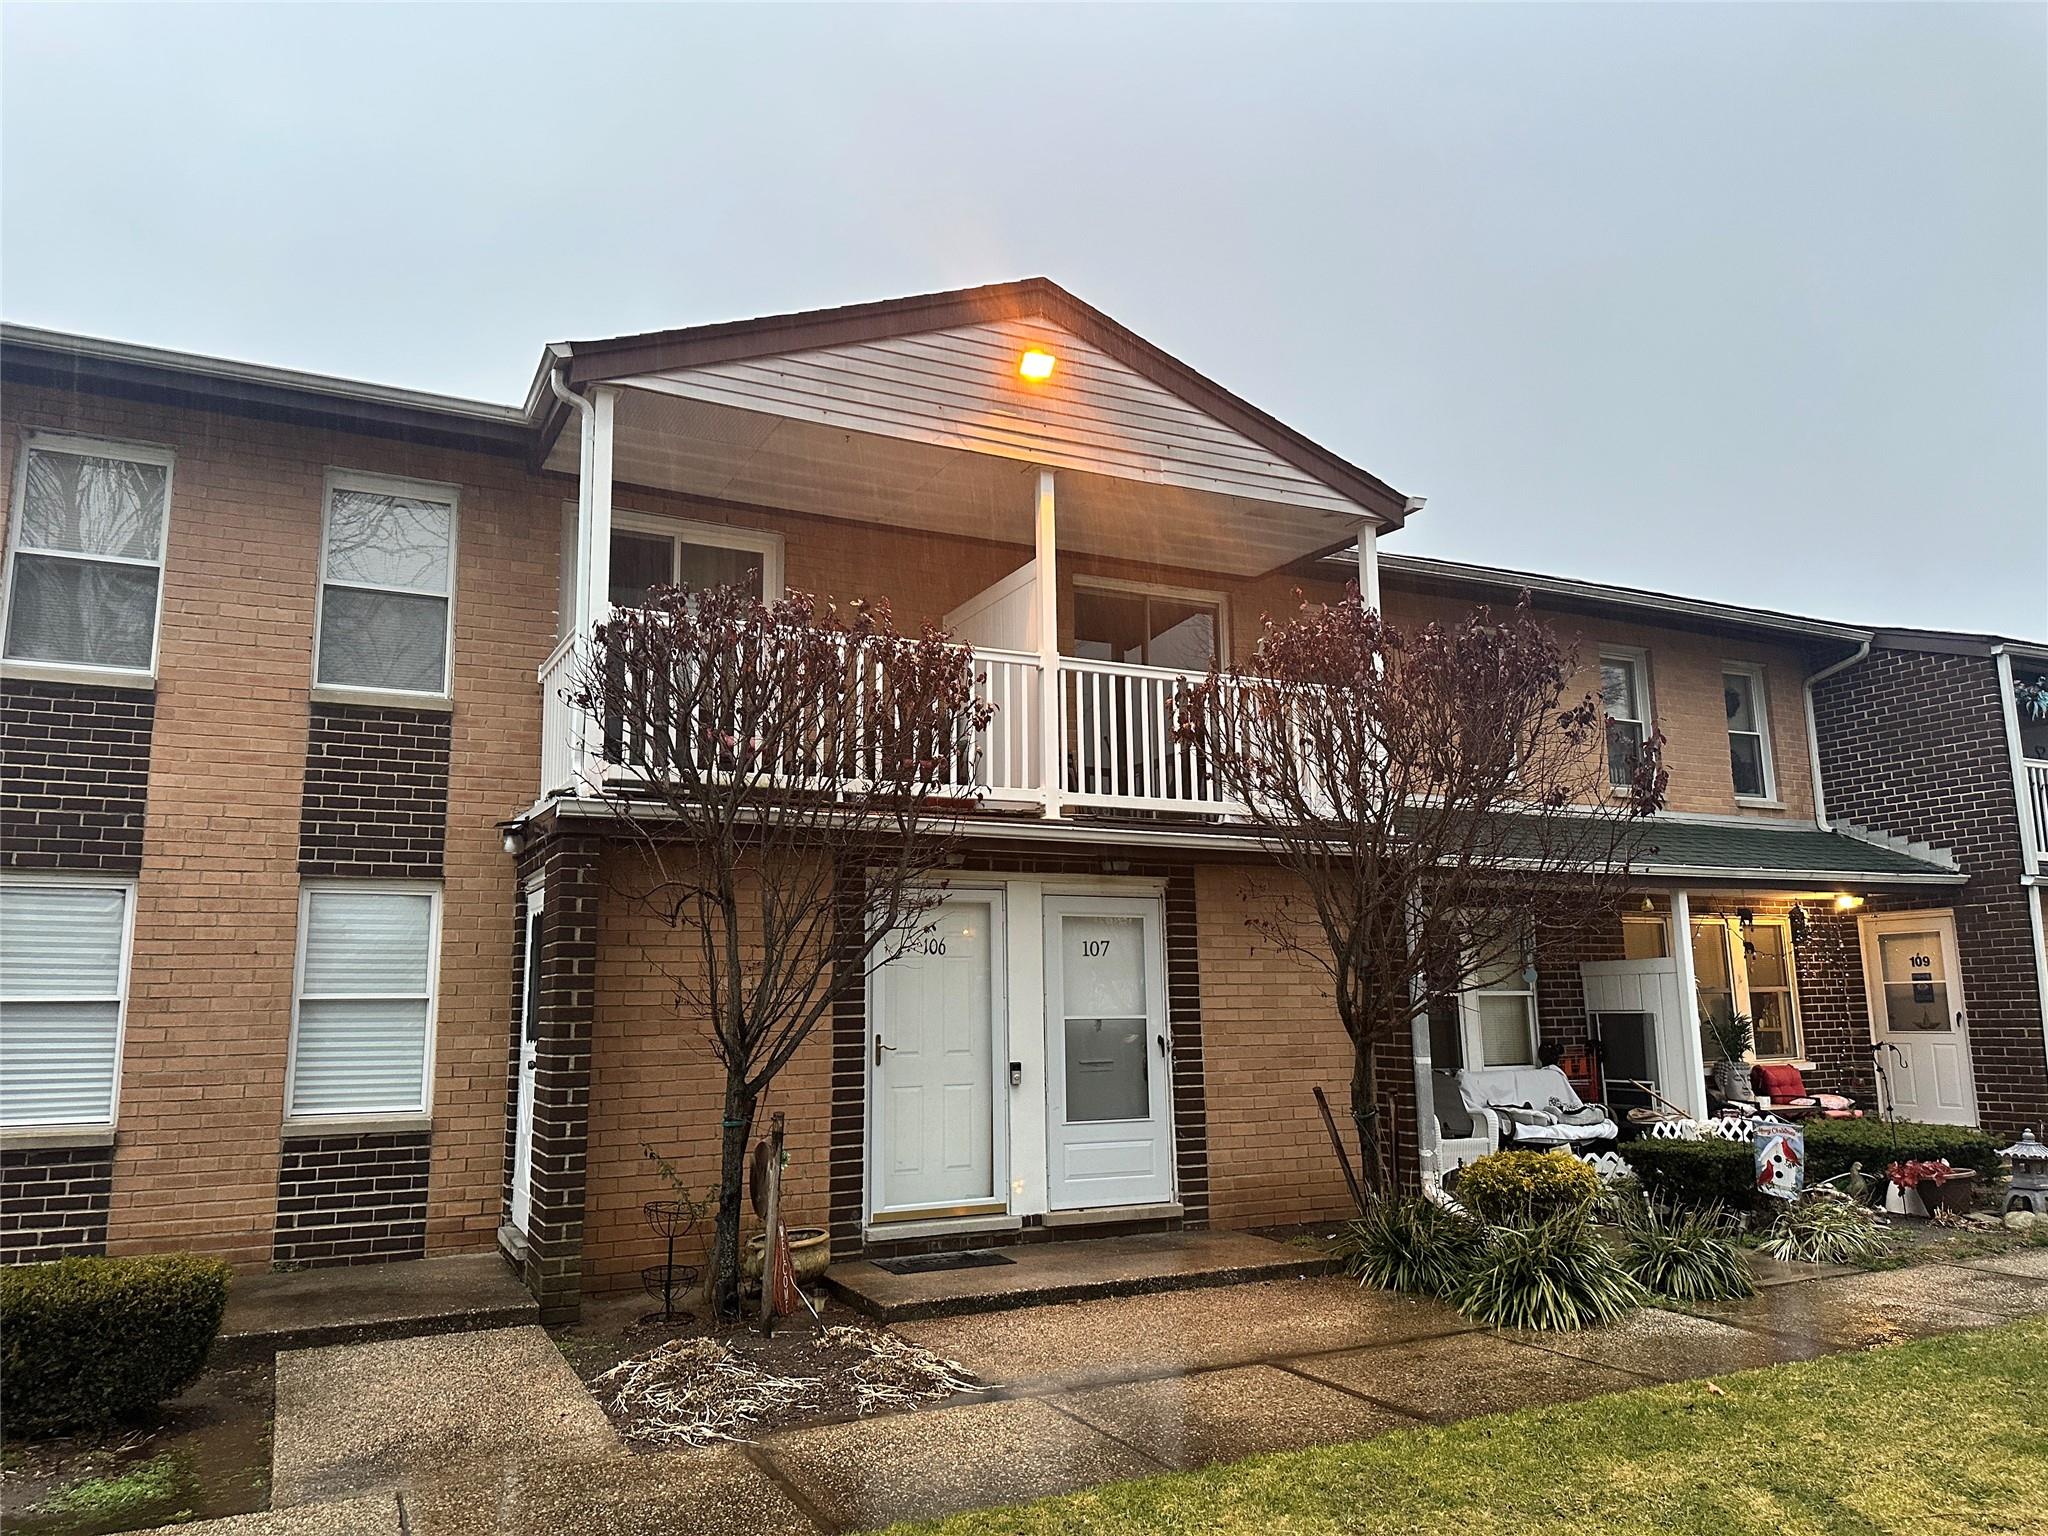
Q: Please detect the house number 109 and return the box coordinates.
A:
[1080,939,1113,958]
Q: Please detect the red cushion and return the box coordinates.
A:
[1751,1062,1808,1101]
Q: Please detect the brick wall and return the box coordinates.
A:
[298,704,451,878]
[0,680,153,872]
[0,1145,114,1261]
[272,1131,431,1266]
[1813,646,2048,1136]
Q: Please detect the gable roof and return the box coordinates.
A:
[542,277,1415,528]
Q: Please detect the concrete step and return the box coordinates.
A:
[216,1251,538,1364]
[824,1230,1335,1322]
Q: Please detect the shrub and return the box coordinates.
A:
[1336,1197,1483,1297]
[1454,1149,1603,1225]
[1804,1119,2002,1187]
[1617,1137,1757,1211]
[1450,1209,1646,1331]
[1,1254,231,1438]
[1759,1188,1890,1265]
[1614,1195,1756,1303]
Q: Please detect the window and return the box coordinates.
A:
[1599,651,1650,790]
[599,514,783,612]
[1691,919,1738,1056]
[3,436,172,675]
[1073,582,1224,671]
[1461,948,1538,1068]
[1621,914,1670,960]
[0,879,131,1127]
[1723,665,1775,800]
[288,885,439,1118]
[316,473,456,696]
[1693,915,1803,1062]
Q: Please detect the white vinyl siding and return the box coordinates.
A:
[288,885,438,1118]
[2,436,173,678]
[315,472,457,697]
[0,880,132,1127]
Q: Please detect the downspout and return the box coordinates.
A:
[547,366,595,636]
[1802,637,1870,832]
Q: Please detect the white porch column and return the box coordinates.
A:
[1034,468,1063,818]
[1355,521,1381,613]
[1407,893,1441,1193]
[584,384,618,633]
[1669,889,1709,1119]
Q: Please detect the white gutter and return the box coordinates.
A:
[1803,639,1870,833]
[547,367,596,636]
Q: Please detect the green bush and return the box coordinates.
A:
[1454,1149,1604,1225]
[1336,1197,1484,1297]
[1760,1188,1890,1265]
[1614,1194,1756,1303]
[1450,1209,1646,1331]
[1803,1119,2002,1186]
[1617,1137,1757,1210]
[1,1254,231,1438]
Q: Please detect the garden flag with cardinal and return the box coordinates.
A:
[1754,1122,1805,1201]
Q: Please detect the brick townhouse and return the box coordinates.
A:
[1,280,2040,1320]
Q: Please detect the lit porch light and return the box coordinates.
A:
[1017,348,1057,382]
[1833,893,1865,912]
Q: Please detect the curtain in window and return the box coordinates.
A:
[0,884,126,1126]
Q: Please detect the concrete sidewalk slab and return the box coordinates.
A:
[1951,1247,2048,1281]
[896,1276,1470,1391]
[399,1446,817,1536]
[218,1252,536,1364]
[137,1495,404,1535]
[1050,1362,1413,1470]
[272,1326,617,1507]
[1685,1262,2046,1350]
[827,1230,1332,1321]
[1507,1307,1831,1379]
[1285,1331,1643,1422]
[760,1396,1156,1530]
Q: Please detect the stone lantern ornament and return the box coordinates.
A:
[1999,1128,2048,1219]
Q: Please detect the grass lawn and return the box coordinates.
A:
[886,1318,2048,1536]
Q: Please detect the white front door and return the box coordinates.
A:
[1044,895,1174,1210]
[510,897,541,1236]
[870,893,1007,1219]
[1862,912,1976,1125]
[1580,958,1701,1119]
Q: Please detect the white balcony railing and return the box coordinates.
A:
[1059,654,1245,814]
[2027,760,2048,866]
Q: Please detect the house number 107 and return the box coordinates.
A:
[1080,939,1113,958]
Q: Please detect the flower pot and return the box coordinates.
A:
[1919,1169,1976,1215]
[743,1225,831,1282]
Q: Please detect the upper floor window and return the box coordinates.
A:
[1598,650,1650,791]
[3,436,172,677]
[1073,581,1224,671]
[0,877,132,1127]
[2016,670,2048,761]
[603,515,783,613]
[316,472,456,697]
[1723,665,1775,801]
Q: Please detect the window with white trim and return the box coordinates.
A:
[1461,947,1539,1068]
[602,514,783,611]
[1599,651,1651,791]
[1692,915,1803,1062]
[0,879,131,1127]
[1722,665,1775,800]
[288,885,439,1118]
[3,436,172,674]
[316,473,456,696]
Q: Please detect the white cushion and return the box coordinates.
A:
[1455,1065,1584,1117]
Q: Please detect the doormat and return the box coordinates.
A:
[873,1250,1017,1276]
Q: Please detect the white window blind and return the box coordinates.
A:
[316,476,455,695]
[0,883,129,1126]
[4,439,171,672]
[1465,948,1539,1068]
[290,887,436,1117]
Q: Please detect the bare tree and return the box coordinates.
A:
[570,586,994,1313]
[1176,588,1668,1194]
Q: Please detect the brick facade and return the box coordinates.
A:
[272,1131,431,1266]
[298,703,451,878]
[0,1145,115,1261]
[0,680,153,872]
[1814,646,2048,1135]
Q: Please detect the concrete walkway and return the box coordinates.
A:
[169,1246,2048,1536]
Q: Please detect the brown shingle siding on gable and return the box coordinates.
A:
[298,702,451,878]
[0,680,154,872]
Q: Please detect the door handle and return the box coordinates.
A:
[875,1033,898,1066]
[1157,1032,1169,1058]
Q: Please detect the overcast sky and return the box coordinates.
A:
[4,4,2042,636]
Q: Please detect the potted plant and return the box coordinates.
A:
[1885,1158,1976,1218]
[1701,1008,1756,1106]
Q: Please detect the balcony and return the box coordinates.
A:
[539,636,1247,820]
[2027,760,2048,865]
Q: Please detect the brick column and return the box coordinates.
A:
[517,828,602,1322]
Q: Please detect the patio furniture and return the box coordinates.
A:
[1750,1062,1861,1119]
[1431,1070,1493,1175]
[1453,1064,1620,1152]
